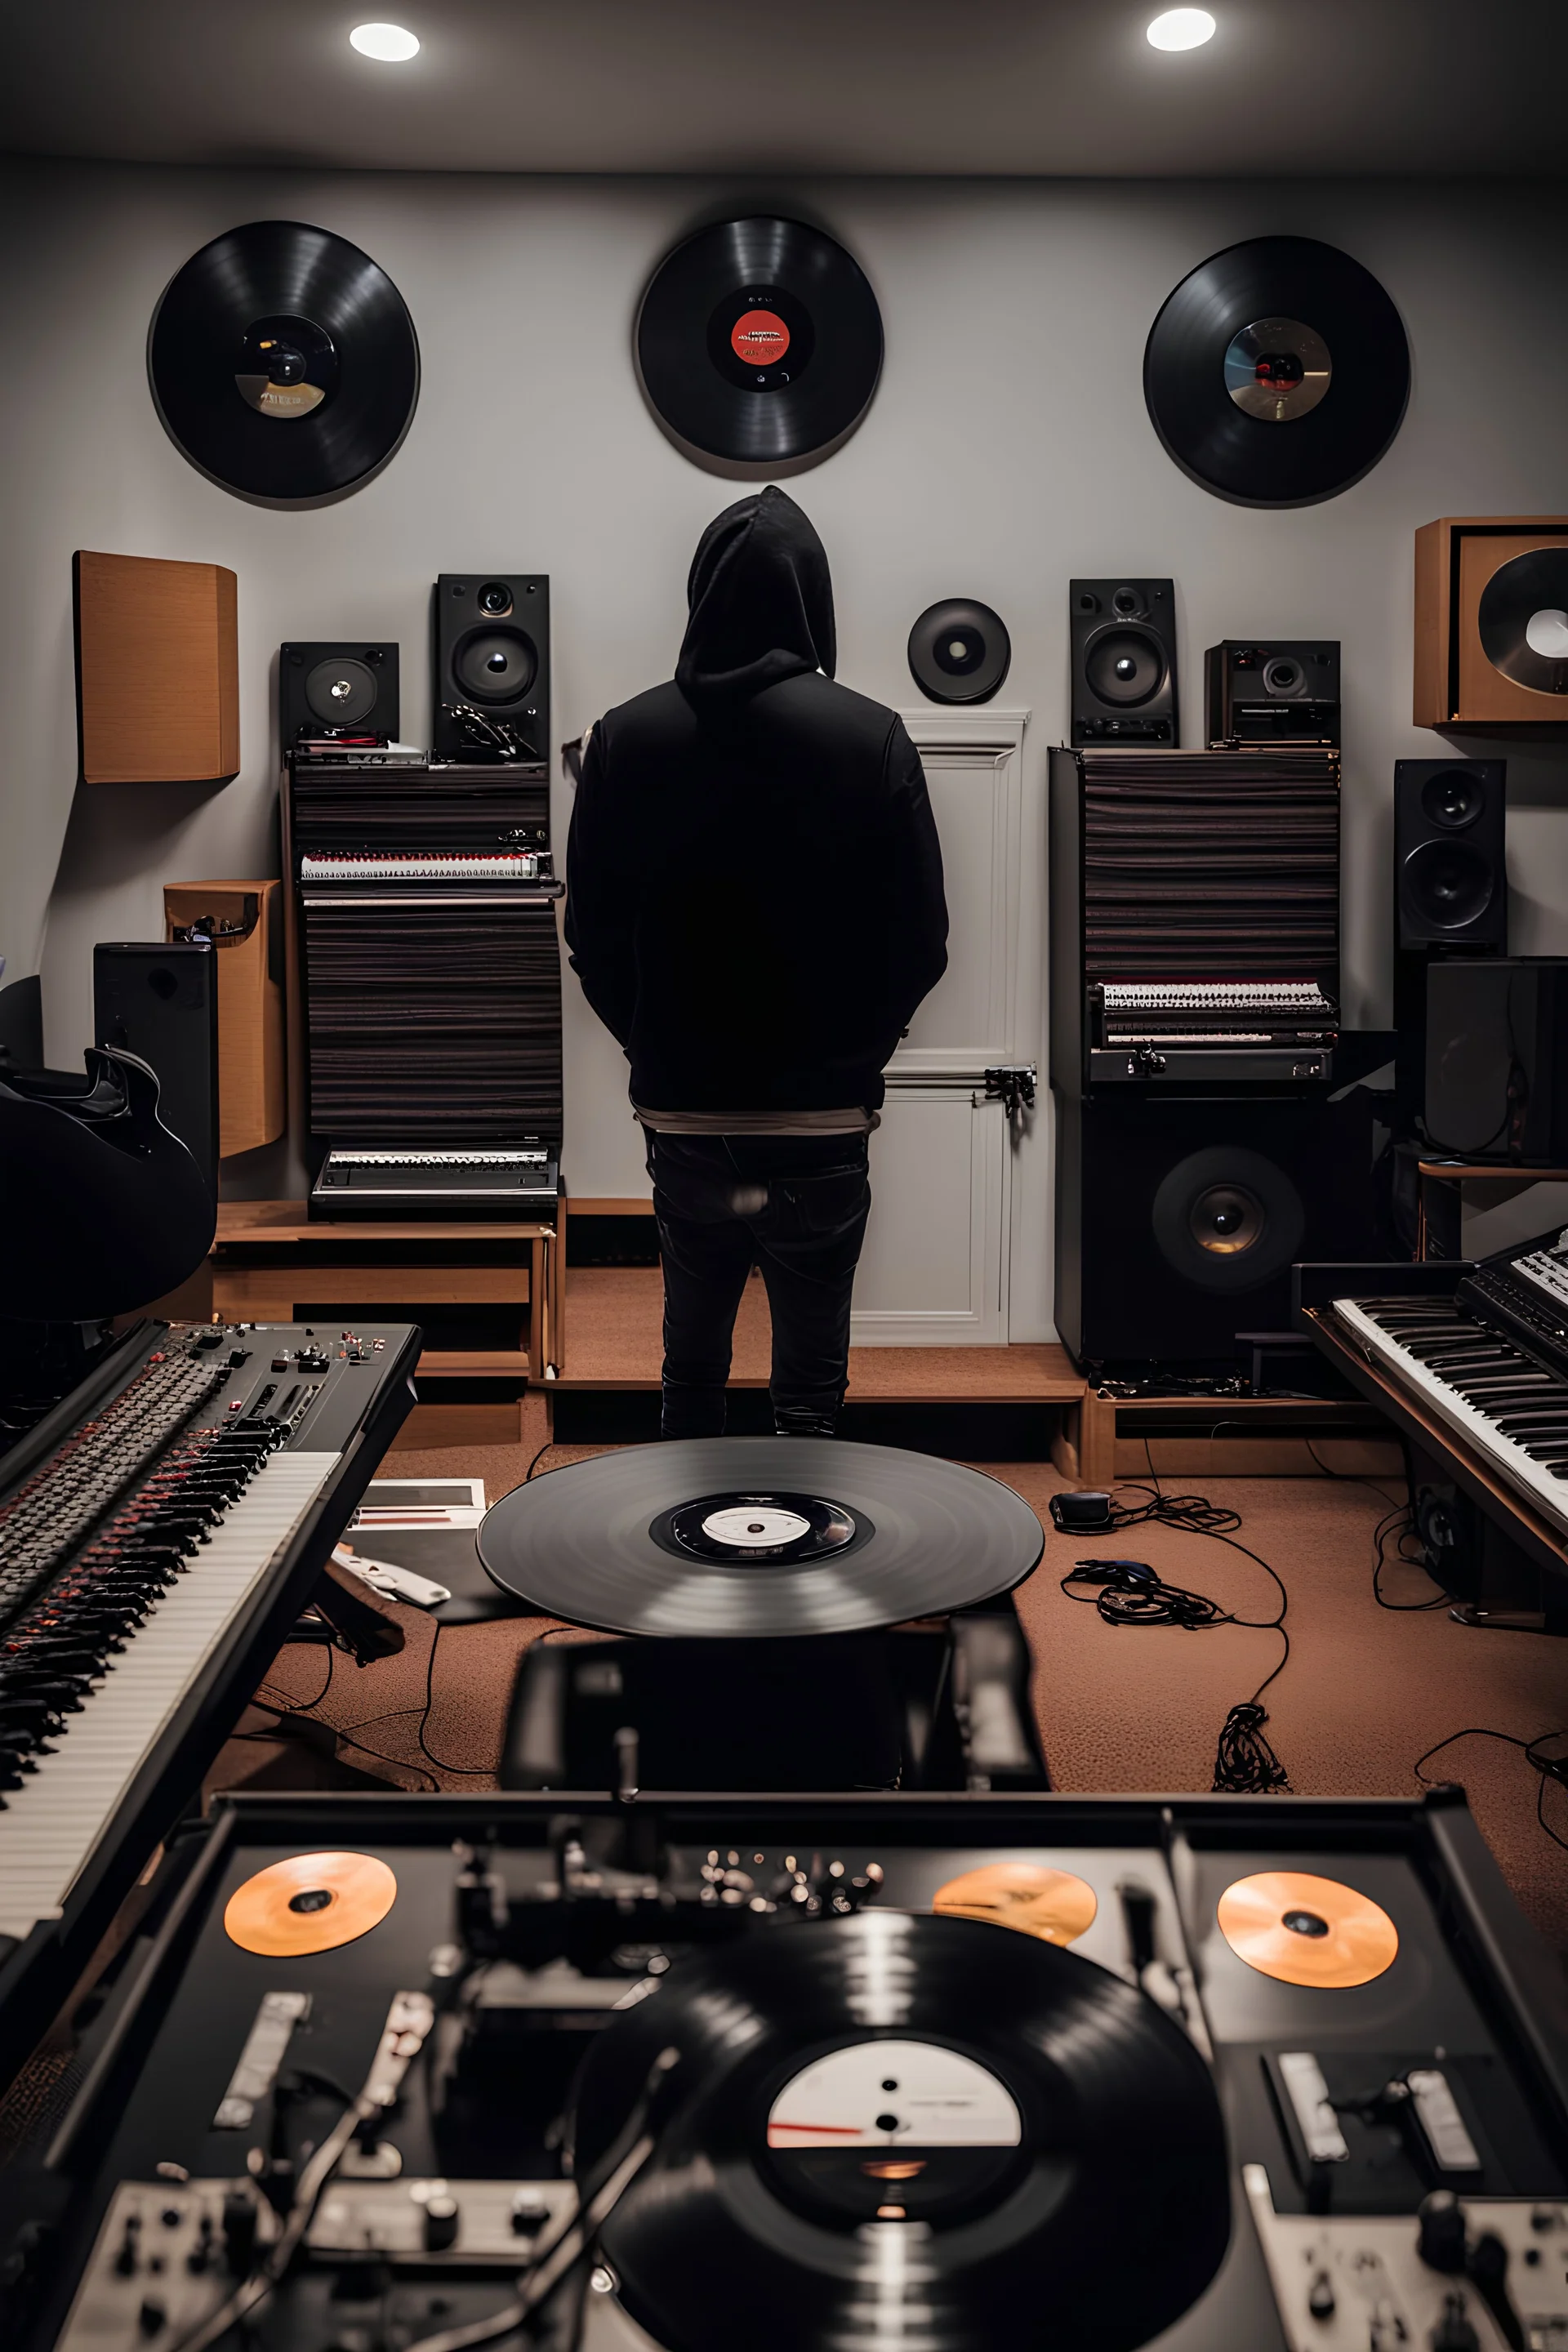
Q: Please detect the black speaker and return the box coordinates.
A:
[907,599,1011,704]
[1070,578,1177,746]
[92,941,219,1194]
[1054,1092,1376,1369]
[1394,757,1507,951]
[433,574,550,764]
[1204,639,1339,746]
[279,642,399,746]
[1423,958,1568,1164]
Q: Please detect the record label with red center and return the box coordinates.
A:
[638,216,883,469]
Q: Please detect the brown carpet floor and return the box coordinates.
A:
[220,1440,1568,1953]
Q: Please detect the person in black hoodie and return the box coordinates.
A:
[566,486,948,1439]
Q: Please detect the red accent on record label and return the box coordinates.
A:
[731,309,791,365]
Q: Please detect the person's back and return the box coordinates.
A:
[566,486,948,1437]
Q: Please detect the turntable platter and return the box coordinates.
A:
[570,1909,1230,2352]
[477,1438,1045,1636]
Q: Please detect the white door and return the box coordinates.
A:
[849,708,1030,1347]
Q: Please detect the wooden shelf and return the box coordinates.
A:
[1417,1162,1568,1183]
[216,1200,553,1244]
[417,1350,530,1378]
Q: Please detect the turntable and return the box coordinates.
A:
[12,1785,1568,2352]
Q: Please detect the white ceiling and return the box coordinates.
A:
[3,0,1566,179]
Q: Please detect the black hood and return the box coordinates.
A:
[675,485,836,715]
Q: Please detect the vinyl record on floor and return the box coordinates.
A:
[149,220,420,501]
[477,1438,1044,1635]
[568,1909,1230,2352]
[1216,1870,1399,1988]
[908,599,1012,704]
[636,216,883,467]
[933,1862,1098,1944]
[1143,236,1409,507]
[1477,548,1568,693]
[222,1851,398,1956]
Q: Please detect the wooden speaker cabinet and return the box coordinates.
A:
[1414,517,1568,731]
[163,880,285,1156]
[74,550,239,782]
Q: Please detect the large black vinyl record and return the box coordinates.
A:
[149,220,420,502]
[571,1909,1231,2352]
[1144,235,1409,507]
[1478,548,1568,693]
[477,1437,1043,1634]
[637,216,883,467]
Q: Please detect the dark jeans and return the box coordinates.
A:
[645,1130,872,1440]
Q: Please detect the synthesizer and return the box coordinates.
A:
[298,849,552,884]
[0,1316,417,2082]
[310,1142,559,1220]
[1088,979,1339,1082]
[1327,1232,1568,1542]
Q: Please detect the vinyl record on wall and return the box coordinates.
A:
[1143,236,1409,507]
[908,599,1012,704]
[148,220,420,502]
[636,216,883,469]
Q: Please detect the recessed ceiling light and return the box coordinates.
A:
[350,23,421,62]
[1147,8,1217,51]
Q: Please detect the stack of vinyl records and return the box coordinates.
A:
[291,757,563,1146]
[1077,747,1339,990]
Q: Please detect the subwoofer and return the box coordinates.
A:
[1054,1092,1376,1368]
[279,642,399,747]
[92,941,220,1196]
[432,574,550,765]
[1071,578,1178,746]
[1394,758,1507,951]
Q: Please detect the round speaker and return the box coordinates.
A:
[907,599,1011,705]
[1419,768,1486,831]
[452,625,538,705]
[1084,624,1167,708]
[304,654,379,726]
[1262,655,1305,697]
[1150,1147,1305,1294]
[1403,838,1496,930]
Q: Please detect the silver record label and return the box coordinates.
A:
[1224,317,1332,423]
[700,1503,813,1552]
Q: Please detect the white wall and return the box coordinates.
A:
[3,162,1567,1339]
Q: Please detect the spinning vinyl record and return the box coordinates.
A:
[908,599,1012,704]
[1477,548,1568,694]
[222,1852,398,1956]
[1143,236,1409,507]
[1217,1870,1398,1989]
[569,1909,1229,2352]
[149,220,420,501]
[636,216,883,467]
[477,1438,1044,1635]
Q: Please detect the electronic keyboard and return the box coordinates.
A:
[310,1143,559,1220]
[299,850,551,883]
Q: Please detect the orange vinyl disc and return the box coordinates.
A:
[1216,1870,1398,1989]
[223,1851,398,1957]
[933,1861,1098,1945]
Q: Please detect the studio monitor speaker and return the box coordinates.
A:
[1423,958,1568,1165]
[1414,518,1568,730]
[163,881,285,1158]
[1394,758,1507,951]
[74,551,238,784]
[93,941,220,1195]
[1070,578,1178,746]
[1054,1092,1376,1369]
[433,574,550,764]
[279,642,399,746]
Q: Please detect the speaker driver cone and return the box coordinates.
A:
[1420,768,1485,830]
[1085,625,1166,706]
[305,655,378,726]
[453,625,538,704]
[907,599,1011,704]
[1403,838,1496,929]
[1151,1147,1304,1293]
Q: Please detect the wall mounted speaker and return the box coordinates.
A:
[279,642,399,747]
[1204,639,1339,746]
[74,551,238,784]
[907,599,1011,704]
[1054,1091,1376,1368]
[1414,517,1568,730]
[1394,758,1507,951]
[433,574,550,764]
[93,941,220,1196]
[1070,579,1177,746]
[163,880,285,1159]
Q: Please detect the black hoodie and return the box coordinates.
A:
[565,488,948,1115]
